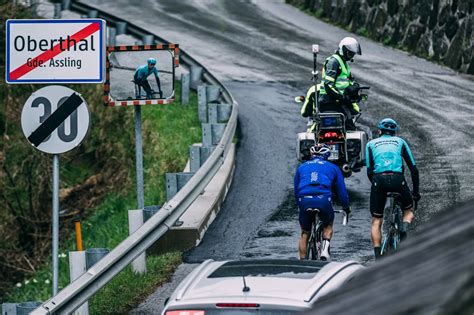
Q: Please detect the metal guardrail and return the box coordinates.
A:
[32,1,238,313]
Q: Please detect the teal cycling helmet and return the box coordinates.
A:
[377,118,399,132]
[147,57,157,65]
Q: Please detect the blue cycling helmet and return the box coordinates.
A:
[377,118,399,132]
[310,143,331,160]
[147,57,157,65]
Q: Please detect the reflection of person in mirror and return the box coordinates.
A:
[133,57,163,99]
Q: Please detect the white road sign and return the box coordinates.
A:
[6,19,106,84]
[21,85,91,154]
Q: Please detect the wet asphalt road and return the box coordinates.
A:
[82,0,474,312]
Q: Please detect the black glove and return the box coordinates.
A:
[412,192,421,202]
[345,84,358,97]
[342,94,352,104]
[343,206,352,215]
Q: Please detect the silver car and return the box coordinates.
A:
[162,259,364,314]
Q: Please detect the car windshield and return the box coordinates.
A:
[208,260,325,280]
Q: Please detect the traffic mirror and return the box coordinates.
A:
[105,44,179,106]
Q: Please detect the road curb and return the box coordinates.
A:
[150,144,235,254]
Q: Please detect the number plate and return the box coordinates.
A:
[329,144,339,160]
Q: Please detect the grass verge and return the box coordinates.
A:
[90,253,182,314]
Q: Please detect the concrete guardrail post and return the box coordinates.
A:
[166,173,195,201]
[197,85,207,123]
[143,205,161,222]
[16,302,42,315]
[190,145,214,172]
[69,251,89,315]
[206,85,221,103]
[116,21,127,35]
[87,10,98,18]
[202,123,227,147]
[128,210,146,274]
[208,103,232,123]
[29,0,37,18]
[53,3,61,19]
[143,34,154,45]
[181,73,190,105]
[86,248,110,269]
[61,0,71,10]
[107,27,116,47]
[190,65,203,90]
[2,303,17,315]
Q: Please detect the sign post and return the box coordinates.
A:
[52,154,59,295]
[104,44,180,210]
[135,106,144,210]
[21,85,91,294]
[6,17,104,296]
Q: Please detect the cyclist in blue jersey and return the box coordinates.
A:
[366,118,421,259]
[133,57,163,99]
[294,143,351,261]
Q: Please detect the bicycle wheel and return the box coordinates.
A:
[381,231,392,255]
[391,206,402,250]
[315,221,324,260]
[305,215,320,260]
[305,232,317,260]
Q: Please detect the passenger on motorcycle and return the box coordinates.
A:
[294,143,352,261]
[133,57,163,99]
[300,85,319,132]
[366,118,421,259]
[319,37,362,131]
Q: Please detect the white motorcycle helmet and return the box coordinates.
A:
[338,37,362,61]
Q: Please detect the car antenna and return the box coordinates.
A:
[242,276,250,292]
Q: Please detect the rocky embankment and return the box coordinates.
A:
[287,0,473,74]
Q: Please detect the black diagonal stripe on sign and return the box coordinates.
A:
[28,93,83,147]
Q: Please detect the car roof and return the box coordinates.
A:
[168,259,363,308]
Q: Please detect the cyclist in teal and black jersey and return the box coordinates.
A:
[133,58,163,99]
[366,118,421,260]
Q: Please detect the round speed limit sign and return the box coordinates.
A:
[21,85,90,154]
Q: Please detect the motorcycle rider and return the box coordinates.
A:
[294,143,352,260]
[133,57,163,99]
[366,118,421,260]
[319,37,362,130]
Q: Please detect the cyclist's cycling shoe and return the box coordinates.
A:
[320,240,331,261]
[400,222,410,242]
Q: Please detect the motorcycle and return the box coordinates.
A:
[294,44,370,177]
[295,85,370,177]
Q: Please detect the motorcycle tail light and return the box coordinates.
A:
[320,131,343,140]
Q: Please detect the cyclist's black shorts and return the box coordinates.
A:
[370,172,413,218]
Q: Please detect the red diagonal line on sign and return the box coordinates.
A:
[10,22,101,80]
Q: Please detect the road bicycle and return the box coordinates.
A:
[380,193,418,256]
[305,208,348,260]
[381,193,403,255]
